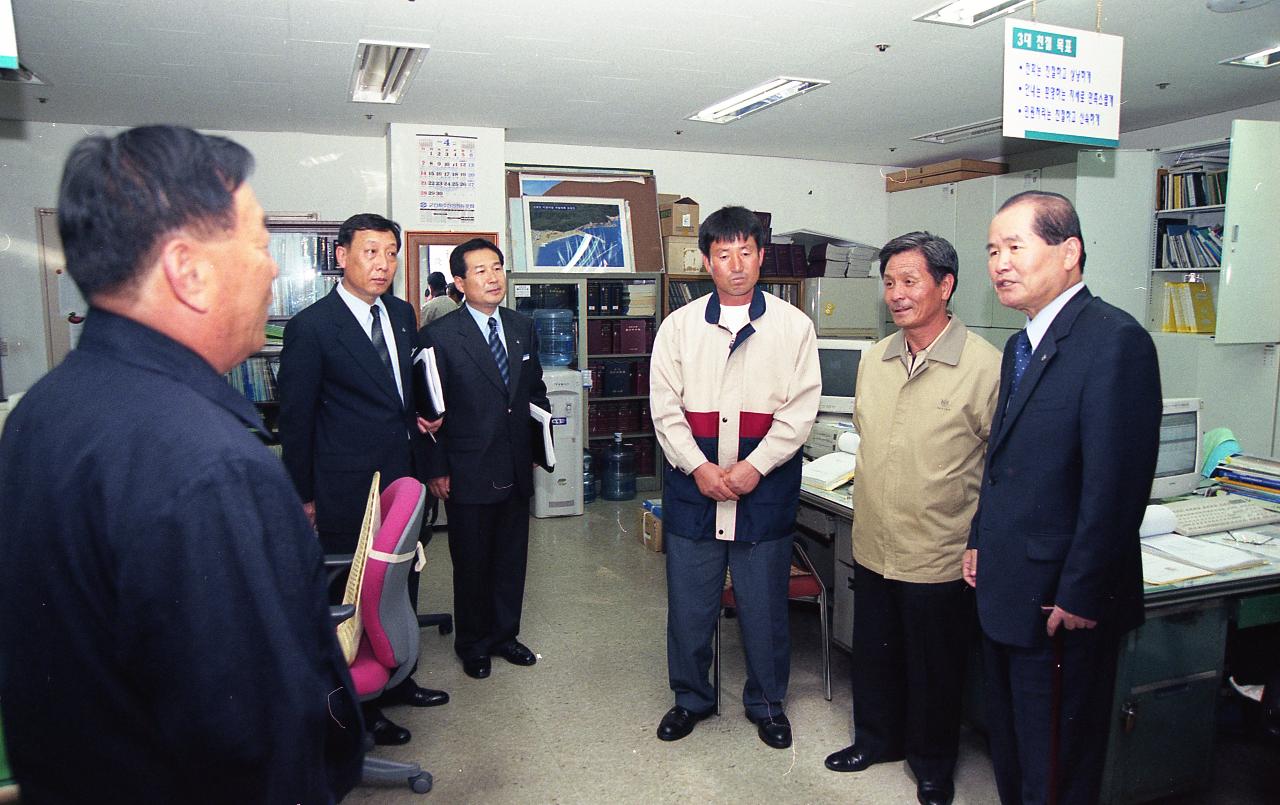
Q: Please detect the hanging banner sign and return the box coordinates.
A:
[1,0,18,70]
[1003,19,1123,148]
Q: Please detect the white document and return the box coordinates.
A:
[802,451,856,491]
[1141,548,1213,586]
[413,347,446,417]
[529,403,556,470]
[1142,533,1266,573]
[1201,530,1280,562]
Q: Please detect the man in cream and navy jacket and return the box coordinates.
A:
[650,206,821,750]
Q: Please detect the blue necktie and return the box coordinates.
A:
[488,317,510,387]
[1009,330,1033,395]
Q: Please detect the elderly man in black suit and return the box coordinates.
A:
[966,191,1162,805]
[417,238,551,680]
[278,212,448,745]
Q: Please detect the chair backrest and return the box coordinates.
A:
[359,477,426,671]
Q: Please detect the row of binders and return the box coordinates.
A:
[226,356,280,402]
[270,272,339,317]
[270,232,339,275]
[1157,167,1228,210]
[1160,281,1216,334]
[1159,224,1223,268]
[1211,454,1280,505]
[587,280,657,316]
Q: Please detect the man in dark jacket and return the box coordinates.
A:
[0,125,364,802]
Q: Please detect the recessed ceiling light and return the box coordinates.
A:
[349,40,429,104]
[687,77,830,125]
[914,0,1042,28]
[912,116,1005,144]
[1219,44,1280,68]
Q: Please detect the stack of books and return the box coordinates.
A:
[1211,455,1280,504]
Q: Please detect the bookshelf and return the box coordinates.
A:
[227,218,343,433]
[508,272,664,493]
[1148,120,1280,344]
[663,273,804,317]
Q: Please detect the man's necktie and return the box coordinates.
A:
[1009,329,1033,395]
[370,305,395,381]
[488,316,510,387]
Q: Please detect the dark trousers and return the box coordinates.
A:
[850,562,972,784]
[665,531,793,720]
[445,494,530,661]
[982,627,1122,805]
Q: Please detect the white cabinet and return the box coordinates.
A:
[1216,120,1280,345]
[1074,149,1156,324]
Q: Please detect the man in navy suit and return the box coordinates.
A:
[417,238,550,680]
[278,212,448,744]
[966,192,1162,804]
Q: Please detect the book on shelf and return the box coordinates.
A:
[1160,224,1222,268]
[227,356,280,402]
[1158,168,1229,210]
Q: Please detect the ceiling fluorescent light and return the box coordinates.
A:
[1220,44,1280,68]
[912,116,1005,144]
[914,0,1041,28]
[349,40,429,104]
[688,76,830,124]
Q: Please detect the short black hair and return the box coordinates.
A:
[878,231,959,297]
[338,213,401,252]
[997,190,1087,272]
[57,125,253,299]
[699,206,765,256]
[428,271,448,294]
[449,238,504,278]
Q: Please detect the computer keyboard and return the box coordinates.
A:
[1164,495,1280,537]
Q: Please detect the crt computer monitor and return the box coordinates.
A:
[1150,397,1203,500]
[816,338,875,417]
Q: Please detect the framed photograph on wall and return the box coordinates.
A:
[522,196,634,272]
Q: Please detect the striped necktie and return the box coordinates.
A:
[488,316,510,387]
[370,305,395,381]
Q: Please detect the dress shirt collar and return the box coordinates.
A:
[464,302,505,342]
[1025,281,1085,351]
[335,280,386,325]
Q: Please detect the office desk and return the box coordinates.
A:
[795,486,1280,805]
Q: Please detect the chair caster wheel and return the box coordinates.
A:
[409,771,433,793]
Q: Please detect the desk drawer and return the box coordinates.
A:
[1236,591,1280,630]
[1122,601,1227,690]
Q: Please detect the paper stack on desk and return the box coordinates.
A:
[1141,533,1266,573]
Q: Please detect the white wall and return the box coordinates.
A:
[1121,99,1280,150]
[505,141,889,248]
[0,121,386,393]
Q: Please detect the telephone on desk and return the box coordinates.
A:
[801,431,860,491]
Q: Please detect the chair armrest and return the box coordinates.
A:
[329,603,356,627]
[325,552,354,586]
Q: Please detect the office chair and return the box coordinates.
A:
[339,476,434,794]
[712,541,831,715]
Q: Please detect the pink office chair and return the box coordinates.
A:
[342,476,434,795]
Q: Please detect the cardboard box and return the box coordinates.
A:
[663,235,703,273]
[640,509,664,553]
[659,196,699,237]
[884,159,1008,193]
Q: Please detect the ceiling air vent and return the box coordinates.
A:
[912,116,1005,144]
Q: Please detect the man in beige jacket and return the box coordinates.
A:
[824,232,1000,805]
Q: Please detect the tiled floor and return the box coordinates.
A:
[347,499,1277,803]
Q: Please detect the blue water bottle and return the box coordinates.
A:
[602,432,636,501]
[533,309,575,366]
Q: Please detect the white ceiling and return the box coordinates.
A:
[3,0,1278,166]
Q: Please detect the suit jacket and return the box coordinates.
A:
[968,288,1162,649]
[278,287,421,541]
[417,305,550,505]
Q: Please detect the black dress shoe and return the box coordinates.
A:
[748,712,792,749]
[368,716,411,746]
[917,780,955,805]
[656,705,714,741]
[462,656,491,679]
[387,679,449,708]
[494,640,537,666]
[824,744,905,772]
